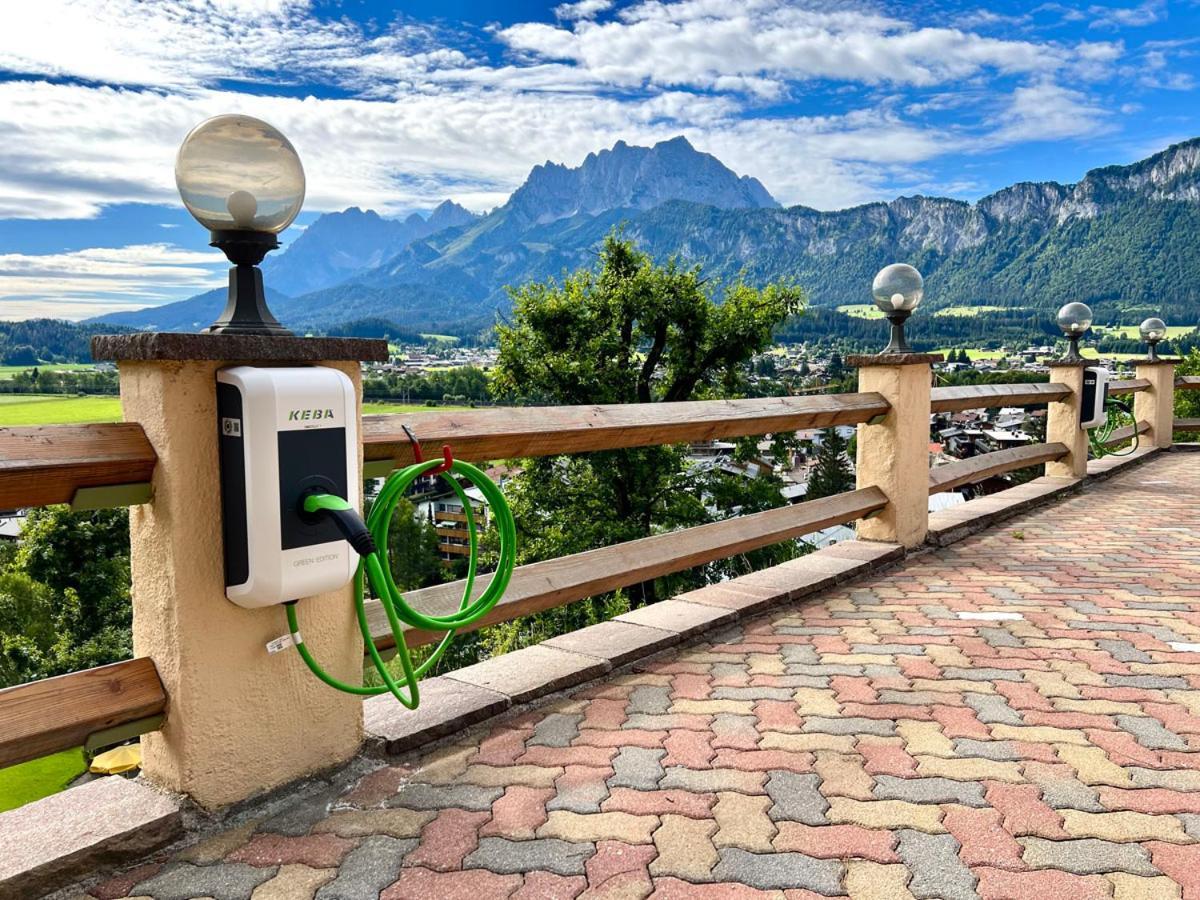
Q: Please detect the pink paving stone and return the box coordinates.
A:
[584,841,656,896]
[984,782,1067,839]
[712,716,760,750]
[711,749,815,773]
[942,807,1024,871]
[518,745,618,768]
[772,823,899,863]
[754,700,804,733]
[1080,686,1161,703]
[1099,787,1200,815]
[1142,702,1200,735]
[404,809,491,872]
[581,699,630,730]
[639,660,709,675]
[480,786,554,840]
[841,703,934,721]
[1157,751,1200,771]
[974,867,1112,900]
[932,704,991,739]
[1007,741,1059,763]
[672,673,713,700]
[382,867,523,900]
[575,729,668,749]
[1073,649,1131,675]
[858,741,918,778]
[344,765,413,807]
[1086,729,1163,767]
[830,676,878,704]
[811,635,852,654]
[474,727,533,766]
[1147,843,1200,900]
[601,787,717,819]
[555,764,615,796]
[1023,710,1117,731]
[663,729,715,769]
[226,832,357,868]
[88,863,163,900]
[995,682,1054,712]
[513,871,587,900]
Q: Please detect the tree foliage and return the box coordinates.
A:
[480,234,805,657]
[805,428,855,501]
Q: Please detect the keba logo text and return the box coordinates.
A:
[288,409,335,421]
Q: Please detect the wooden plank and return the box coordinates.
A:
[1175,419,1200,431]
[930,383,1070,413]
[1102,420,1150,446]
[928,443,1069,494]
[362,394,890,465]
[0,657,166,769]
[0,424,156,510]
[1109,378,1151,395]
[1177,376,1200,391]
[369,486,887,649]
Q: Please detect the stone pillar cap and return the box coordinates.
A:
[1131,358,1179,366]
[91,332,388,363]
[1043,359,1093,368]
[846,353,943,368]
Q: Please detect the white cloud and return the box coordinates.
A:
[555,0,614,21]
[0,243,224,319]
[1088,0,1165,29]
[987,81,1111,143]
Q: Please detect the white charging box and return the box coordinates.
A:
[216,365,360,608]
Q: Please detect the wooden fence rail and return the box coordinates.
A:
[929,382,1069,413]
[1177,377,1200,391]
[1109,378,1151,395]
[927,443,1069,495]
[0,658,166,770]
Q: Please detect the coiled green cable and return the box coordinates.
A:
[286,457,516,709]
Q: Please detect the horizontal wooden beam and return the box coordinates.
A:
[930,383,1069,414]
[1177,377,1200,391]
[1103,420,1150,447]
[1109,379,1151,395]
[362,394,890,465]
[369,486,887,650]
[0,423,156,510]
[0,657,166,770]
[1175,419,1200,431]
[928,442,1069,494]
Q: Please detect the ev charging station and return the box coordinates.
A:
[1080,366,1109,429]
[217,365,360,608]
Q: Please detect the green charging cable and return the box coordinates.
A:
[287,457,516,709]
[1088,398,1139,459]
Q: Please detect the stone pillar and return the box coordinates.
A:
[850,353,940,548]
[1134,359,1176,450]
[92,333,388,810]
[1045,361,1090,478]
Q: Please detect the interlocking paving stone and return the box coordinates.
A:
[528,713,582,748]
[802,716,896,736]
[711,848,844,893]
[1116,714,1189,750]
[312,836,414,900]
[464,837,595,876]
[608,747,666,790]
[964,693,1024,726]
[895,830,978,900]
[765,772,829,824]
[1019,837,1160,876]
[389,782,503,811]
[131,862,277,900]
[873,775,987,807]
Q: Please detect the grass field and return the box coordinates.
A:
[0,393,476,425]
[1097,325,1197,340]
[0,363,97,378]
[935,348,1007,361]
[933,306,1013,317]
[836,304,884,319]
[0,748,86,812]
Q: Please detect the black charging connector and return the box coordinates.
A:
[298,489,378,557]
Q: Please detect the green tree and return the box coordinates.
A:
[365,492,444,592]
[805,427,854,501]
[485,235,805,656]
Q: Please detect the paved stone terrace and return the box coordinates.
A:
[82,453,1200,900]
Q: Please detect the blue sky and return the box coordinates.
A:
[0,0,1196,319]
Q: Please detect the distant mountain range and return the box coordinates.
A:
[92,135,1200,336]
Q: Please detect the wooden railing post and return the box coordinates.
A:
[849,353,940,548]
[1134,358,1176,450]
[91,333,386,809]
[1044,361,1090,478]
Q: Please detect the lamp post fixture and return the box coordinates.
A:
[871,263,924,353]
[1140,317,1167,361]
[175,115,305,336]
[1056,302,1093,362]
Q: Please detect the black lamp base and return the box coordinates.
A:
[1062,334,1084,362]
[206,230,292,337]
[882,311,913,354]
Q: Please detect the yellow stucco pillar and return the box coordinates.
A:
[851,353,939,548]
[92,333,387,810]
[1045,361,1089,478]
[1134,359,1176,450]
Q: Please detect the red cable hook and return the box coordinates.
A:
[402,424,455,475]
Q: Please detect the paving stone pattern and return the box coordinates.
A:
[86,455,1200,899]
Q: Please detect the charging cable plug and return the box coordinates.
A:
[302,493,378,557]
